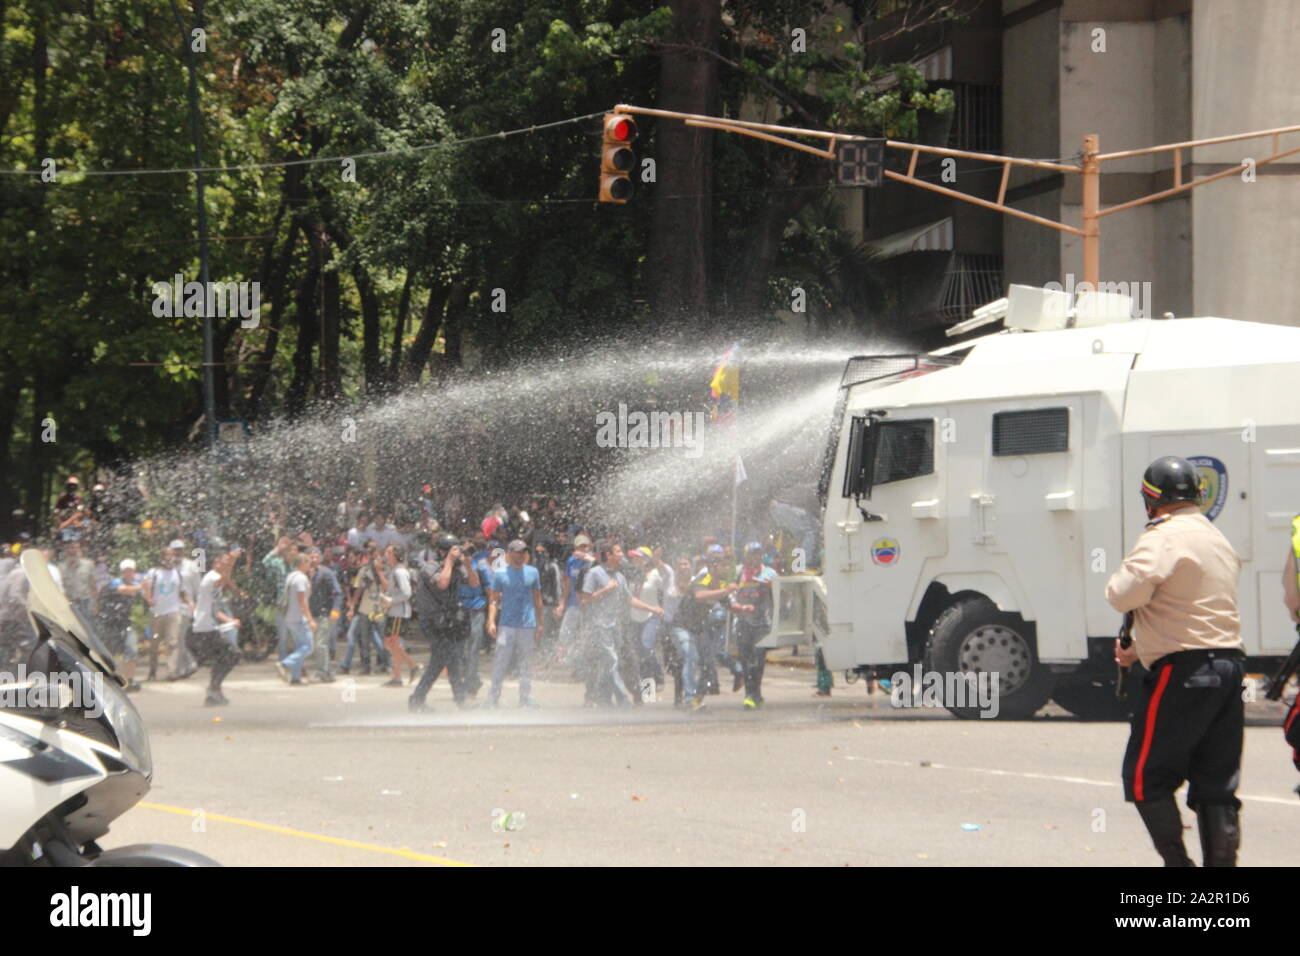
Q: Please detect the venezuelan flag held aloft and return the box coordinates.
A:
[709,344,739,426]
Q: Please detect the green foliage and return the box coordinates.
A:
[0,0,960,527]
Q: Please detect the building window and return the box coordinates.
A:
[944,82,1002,153]
[940,254,1004,323]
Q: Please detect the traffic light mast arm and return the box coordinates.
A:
[612,105,1300,288]
[613,103,866,160]
[883,139,1085,234]
[1093,123,1300,217]
[682,118,841,159]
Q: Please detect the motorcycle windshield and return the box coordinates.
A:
[8,551,152,776]
[20,549,118,676]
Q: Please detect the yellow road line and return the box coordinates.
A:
[139,802,476,866]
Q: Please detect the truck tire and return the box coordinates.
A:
[1051,668,1143,721]
[924,597,1055,720]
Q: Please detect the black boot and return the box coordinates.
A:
[1196,804,1240,867]
[1136,797,1194,866]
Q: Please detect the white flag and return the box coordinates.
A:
[734,454,747,486]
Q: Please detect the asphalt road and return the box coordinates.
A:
[100,656,1300,867]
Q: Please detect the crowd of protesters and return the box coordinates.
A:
[1,475,820,712]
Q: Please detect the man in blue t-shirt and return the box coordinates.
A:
[462,541,494,696]
[486,540,543,707]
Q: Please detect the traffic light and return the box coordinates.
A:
[599,112,638,203]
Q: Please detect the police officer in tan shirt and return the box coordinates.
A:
[1106,456,1244,867]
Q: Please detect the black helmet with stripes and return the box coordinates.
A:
[1140,456,1201,519]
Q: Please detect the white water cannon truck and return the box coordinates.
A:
[764,284,1300,720]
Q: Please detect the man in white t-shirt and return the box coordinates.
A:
[142,545,193,681]
[633,547,672,692]
[171,538,202,678]
[189,548,242,705]
[347,511,371,552]
[277,554,316,685]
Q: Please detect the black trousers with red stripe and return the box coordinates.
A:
[1122,648,1244,810]
[1285,695,1300,771]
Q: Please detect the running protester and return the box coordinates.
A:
[277,553,316,685]
[376,544,419,687]
[662,555,704,713]
[731,543,778,709]
[190,548,242,705]
[580,542,664,708]
[689,546,743,695]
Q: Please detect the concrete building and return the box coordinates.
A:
[861,0,1300,335]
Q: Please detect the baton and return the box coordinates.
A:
[1265,623,1300,701]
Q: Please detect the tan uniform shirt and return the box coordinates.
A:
[1105,504,1243,668]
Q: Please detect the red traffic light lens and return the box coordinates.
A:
[604,114,638,143]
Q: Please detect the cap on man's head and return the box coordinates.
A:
[574,533,593,547]
[507,539,527,552]
[169,539,185,550]
[632,546,653,560]
[119,558,137,571]
[66,476,80,486]
[706,544,725,557]
[745,541,764,553]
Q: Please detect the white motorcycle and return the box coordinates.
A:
[0,549,218,866]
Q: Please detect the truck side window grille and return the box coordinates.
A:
[992,407,1069,456]
[871,419,935,486]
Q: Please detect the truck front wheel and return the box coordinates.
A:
[924,597,1055,720]
[1051,669,1141,721]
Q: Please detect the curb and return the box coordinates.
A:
[766,648,817,670]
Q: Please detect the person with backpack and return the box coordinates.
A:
[141,544,194,681]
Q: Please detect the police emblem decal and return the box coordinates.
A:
[1187,455,1228,521]
[870,537,900,565]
